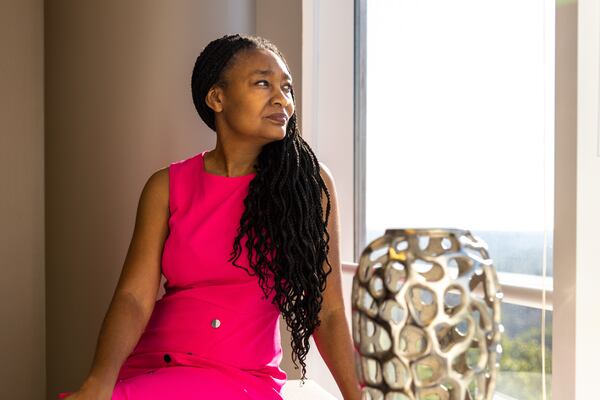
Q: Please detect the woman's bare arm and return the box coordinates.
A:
[79,167,170,391]
[312,162,362,400]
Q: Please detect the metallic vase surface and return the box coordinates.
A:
[351,228,503,400]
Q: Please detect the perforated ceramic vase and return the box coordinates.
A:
[351,228,503,400]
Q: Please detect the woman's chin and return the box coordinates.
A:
[263,126,287,139]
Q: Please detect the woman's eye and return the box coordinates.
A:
[256,79,292,89]
[256,79,292,93]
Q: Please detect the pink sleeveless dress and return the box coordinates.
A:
[57,150,287,399]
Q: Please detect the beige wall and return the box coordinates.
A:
[0,0,46,399]
[45,1,303,398]
[256,0,302,132]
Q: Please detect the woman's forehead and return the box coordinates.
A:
[235,49,292,81]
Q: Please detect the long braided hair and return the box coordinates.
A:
[190,34,333,382]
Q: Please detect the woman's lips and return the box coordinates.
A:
[265,116,287,125]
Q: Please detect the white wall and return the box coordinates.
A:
[302,1,356,398]
[576,1,600,398]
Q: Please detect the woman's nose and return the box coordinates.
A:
[272,93,293,110]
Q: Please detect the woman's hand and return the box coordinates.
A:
[58,377,114,400]
[59,387,112,400]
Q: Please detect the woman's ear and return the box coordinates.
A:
[205,85,224,113]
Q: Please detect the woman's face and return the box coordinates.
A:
[206,48,295,142]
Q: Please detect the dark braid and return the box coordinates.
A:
[190,34,333,383]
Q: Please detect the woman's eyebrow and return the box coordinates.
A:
[250,69,293,83]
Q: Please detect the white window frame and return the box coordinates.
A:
[301,1,594,399]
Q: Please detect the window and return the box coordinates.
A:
[358,1,554,398]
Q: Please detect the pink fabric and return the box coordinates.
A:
[57,150,286,399]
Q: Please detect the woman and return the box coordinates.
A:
[58,34,361,400]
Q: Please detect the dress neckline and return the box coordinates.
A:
[199,150,257,180]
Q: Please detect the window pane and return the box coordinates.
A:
[362,2,555,398]
[364,0,555,277]
[496,303,552,399]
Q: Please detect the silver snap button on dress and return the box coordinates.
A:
[211,319,221,328]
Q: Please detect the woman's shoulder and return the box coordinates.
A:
[143,166,170,208]
[151,166,170,182]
